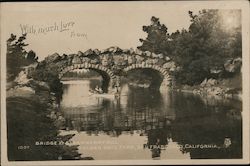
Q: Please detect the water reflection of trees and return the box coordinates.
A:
[170,92,242,159]
[61,88,242,159]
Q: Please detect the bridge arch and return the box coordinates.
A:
[58,63,117,93]
[123,64,171,89]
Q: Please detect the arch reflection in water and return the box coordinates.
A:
[60,79,242,160]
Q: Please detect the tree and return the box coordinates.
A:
[7,96,82,161]
[138,11,241,85]
[171,10,242,85]
[30,67,63,102]
[137,16,172,56]
[6,34,84,161]
[27,50,38,62]
[7,33,38,81]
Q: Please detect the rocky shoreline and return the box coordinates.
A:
[7,70,67,129]
[175,77,242,101]
[6,69,85,160]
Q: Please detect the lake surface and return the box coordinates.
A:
[59,79,242,160]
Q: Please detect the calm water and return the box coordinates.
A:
[59,79,242,160]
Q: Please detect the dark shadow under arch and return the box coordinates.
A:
[125,68,164,90]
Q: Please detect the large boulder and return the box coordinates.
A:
[129,48,135,54]
[165,56,171,62]
[152,58,159,64]
[122,49,130,54]
[77,51,84,57]
[16,86,35,93]
[224,57,242,73]
[93,49,101,55]
[113,55,124,65]
[90,59,99,64]
[83,49,94,56]
[7,86,35,97]
[152,53,158,58]
[72,56,82,64]
[107,46,116,53]
[210,68,223,74]
[45,53,61,63]
[14,70,31,85]
[175,66,181,72]
[157,53,164,59]
[156,58,165,66]
[104,46,122,53]
[206,87,223,96]
[163,61,175,70]
[145,59,154,65]
[82,57,90,63]
[33,80,50,90]
[200,78,207,87]
[135,48,143,55]
[68,54,75,58]
[144,51,151,57]
[135,55,144,63]
[206,78,218,86]
[200,78,217,87]
[128,56,136,64]
[67,58,72,66]
[54,60,68,69]
[61,54,68,60]
[101,56,109,66]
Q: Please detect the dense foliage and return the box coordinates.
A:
[138,16,172,55]
[29,64,63,102]
[138,10,242,85]
[6,34,82,160]
[7,96,81,161]
[7,33,38,81]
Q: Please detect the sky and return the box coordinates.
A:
[1,1,245,60]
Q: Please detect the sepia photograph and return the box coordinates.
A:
[1,1,249,165]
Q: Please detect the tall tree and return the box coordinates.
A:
[171,10,242,85]
[137,16,172,56]
[138,10,241,85]
[7,33,38,81]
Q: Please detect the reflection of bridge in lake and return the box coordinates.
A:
[63,106,175,136]
[37,47,178,93]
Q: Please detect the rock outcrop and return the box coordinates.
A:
[224,57,242,73]
[45,53,61,63]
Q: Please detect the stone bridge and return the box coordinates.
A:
[41,47,178,93]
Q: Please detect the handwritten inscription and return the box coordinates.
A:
[20,21,75,34]
[70,31,87,39]
[20,21,87,39]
